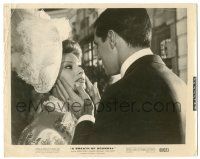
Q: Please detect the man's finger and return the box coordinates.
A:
[85,75,93,90]
[75,85,90,99]
[55,85,66,102]
[94,82,98,88]
[57,80,70,101]
[58,78,80,101]
[51,86,64,101]
[93,82,100,96]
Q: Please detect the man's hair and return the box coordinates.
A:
[62,39,82,59]
[94,8,152,48]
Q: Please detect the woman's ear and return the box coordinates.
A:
[107,30,116,49]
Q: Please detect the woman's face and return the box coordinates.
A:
[59,53,86,90]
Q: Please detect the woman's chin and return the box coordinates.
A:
[74,82,86,90]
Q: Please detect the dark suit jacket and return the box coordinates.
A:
[72,55,186,144]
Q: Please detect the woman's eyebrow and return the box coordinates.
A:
[61,61,73,64]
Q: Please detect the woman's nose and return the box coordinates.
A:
[77,67,84,75]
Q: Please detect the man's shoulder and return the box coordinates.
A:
[106,62,185,99]
[101,74,140,101]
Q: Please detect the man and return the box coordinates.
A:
[56,8,186,144]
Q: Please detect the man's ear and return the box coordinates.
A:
[107,30,116,49]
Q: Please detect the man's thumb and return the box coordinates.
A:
[76,85,90,99]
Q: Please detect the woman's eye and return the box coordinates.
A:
[64,65,72,69]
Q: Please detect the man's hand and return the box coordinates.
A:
[55,78,94,119]
[85,76,101,110]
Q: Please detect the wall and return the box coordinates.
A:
[148,8,187,82]
[176,8,187,82]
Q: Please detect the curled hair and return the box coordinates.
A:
[62,39,82,59]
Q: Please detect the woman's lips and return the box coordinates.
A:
[76,78,85,83]
[74,78,86,90]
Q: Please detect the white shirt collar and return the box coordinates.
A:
[120,48,153,77]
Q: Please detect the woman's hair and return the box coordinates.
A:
[62,39,82,59]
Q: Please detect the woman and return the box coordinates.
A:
[11,9,71,144]
[18,40,88,145]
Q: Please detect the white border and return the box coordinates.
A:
[0,0,199,159]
